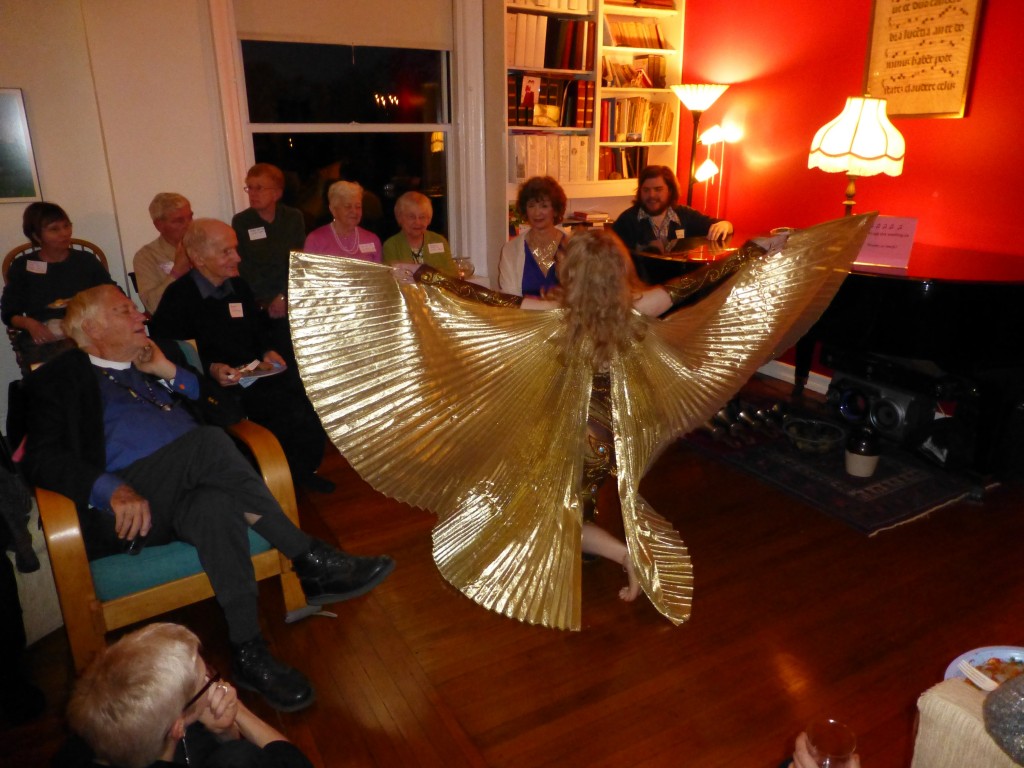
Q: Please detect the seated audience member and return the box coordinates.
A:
[611,165,733,254]
[1,201,113,367]
[231,163,305,353]
[132,193,194,314]
[23,285,394,711]
[381,191,458,274]
[497,176,568,297]
[303,180,382,262]
[64,623,314,767]
[150,218,334,493]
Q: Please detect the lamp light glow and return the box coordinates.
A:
[808,96,905,214]
[695,158,719,182]
[672,83,730,205]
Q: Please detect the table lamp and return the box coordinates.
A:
[671,83,729,206]
[808,96,905,215]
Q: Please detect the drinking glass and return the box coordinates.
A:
[806,718,857,768]
[454,256,475,279]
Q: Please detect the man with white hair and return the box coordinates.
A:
[132,192,194,313]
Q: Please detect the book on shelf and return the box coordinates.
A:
[570,210,610,221]
[507,12,595,71]
[631,54,666,88]
[598,145,648,180]
[605,16,668,49]
[508,131,590,183]
[507,0,593,9]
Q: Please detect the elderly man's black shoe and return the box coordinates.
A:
[292,540,395,606]
[231,636,315,712]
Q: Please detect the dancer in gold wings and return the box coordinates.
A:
[288,214,876,630]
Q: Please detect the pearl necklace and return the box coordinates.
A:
[331,222,360,254]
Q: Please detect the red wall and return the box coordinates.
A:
[679,0,1024,261]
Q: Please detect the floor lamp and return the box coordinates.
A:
[808,96,905,215]
[671,83,729,206]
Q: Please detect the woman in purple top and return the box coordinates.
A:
[302,181,382,262]
[497,176,568,297]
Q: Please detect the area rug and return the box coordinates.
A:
[683,423,981,535]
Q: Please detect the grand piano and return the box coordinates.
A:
[632,236,1024,479]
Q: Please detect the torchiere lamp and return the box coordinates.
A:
[671,83,729,206]
[808,95,905,215]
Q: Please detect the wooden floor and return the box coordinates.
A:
[4,375,1023,768]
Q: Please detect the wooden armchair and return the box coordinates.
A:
[35,419,308,672]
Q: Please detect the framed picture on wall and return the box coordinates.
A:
[0,88,42,202]
[864,0,983,118]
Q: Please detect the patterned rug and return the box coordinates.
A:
[684,421,981,535]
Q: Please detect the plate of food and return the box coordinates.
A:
[237,360,285,382]
[944,646,1024,684]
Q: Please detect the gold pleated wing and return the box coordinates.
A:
[609,214,876,624]
[288,254,592,630]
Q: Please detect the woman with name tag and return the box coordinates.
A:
[303,180,382,263]
[1,201,113,368]
[382,191,459,275]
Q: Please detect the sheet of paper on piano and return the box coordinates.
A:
[854,215,918,271]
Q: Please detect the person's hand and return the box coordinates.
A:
[392,263,418,285]
[209,362,241,386]
[20,316,58,344]
[262,350,287,369]
[792,731,861,768]
[170,241,192,279]
[707,220,734,242]
[199,680,241,739]
[109,484,152,541]
[134,342,176,381]
[267,294,287,319]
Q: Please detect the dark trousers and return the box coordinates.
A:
[119,427,310,644]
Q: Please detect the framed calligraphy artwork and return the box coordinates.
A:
[0,89,42,202]
[864,0,983,118]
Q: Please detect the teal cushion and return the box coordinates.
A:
[90,529,273,602]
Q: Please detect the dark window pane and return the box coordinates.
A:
[253,132,449,242]
[243,41,448,125]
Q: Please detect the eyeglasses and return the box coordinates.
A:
[183,662,221,711]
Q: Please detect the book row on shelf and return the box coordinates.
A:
[602,54,666,88]
[598,145,649,180]
[506,12,597,71]
[599,97,673,143]
[506,0,595,11]
[509,133,591,184]
[605,0,676,9]
[603,15,669,49]
[507,74,596,129]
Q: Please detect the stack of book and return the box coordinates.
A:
[505,13,597,71]
[507,75,596,129]
[603,15,668,49]
[506,0,595,10]
[601,54,665,88]
[509,133,591,184]
[597,146,649,180]
[599,97,673,142]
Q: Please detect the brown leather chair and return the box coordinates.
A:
[35,419,308,672]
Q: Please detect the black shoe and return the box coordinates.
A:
[296,473,336,494]
[231,636,315,712]
[292,540,395,606]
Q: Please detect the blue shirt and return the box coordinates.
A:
[87,356,201,509]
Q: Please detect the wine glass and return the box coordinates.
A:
[454,256,475,279]
[806,718,857,768]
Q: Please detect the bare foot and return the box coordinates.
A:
[618,553,640,602]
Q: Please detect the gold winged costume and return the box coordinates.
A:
[288,214,876,630]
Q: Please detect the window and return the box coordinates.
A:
[241,41,451,239]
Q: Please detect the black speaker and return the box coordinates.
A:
[827,373,938,443]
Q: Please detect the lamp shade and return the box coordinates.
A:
[808,97,905,177]
[671,83,729,112]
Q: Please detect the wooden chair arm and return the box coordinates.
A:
[34,487,106,664]
[225,420,300,527]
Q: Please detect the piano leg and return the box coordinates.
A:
[792,333,817,397]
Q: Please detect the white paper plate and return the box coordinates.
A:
[944,646,1024,680]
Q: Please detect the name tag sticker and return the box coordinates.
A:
[27,260,47,274]
[675,228,686,239]
[427,242,445,254]
[248,226,267,241]
[358,242,376,254]
[228,302,244,318]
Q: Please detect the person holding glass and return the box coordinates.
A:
[303,180,382,262]
[381,191,458,275]
[497,176,568,297]
[1,201,112,368]
[59,622,313,767]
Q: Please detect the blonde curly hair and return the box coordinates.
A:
[554,229,646,371]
